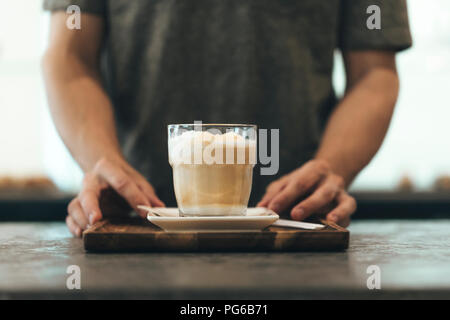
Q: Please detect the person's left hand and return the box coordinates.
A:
[257,159,356,227]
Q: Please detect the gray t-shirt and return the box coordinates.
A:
[44,0,412,205]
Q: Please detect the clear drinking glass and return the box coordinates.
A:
[168,123,257,216]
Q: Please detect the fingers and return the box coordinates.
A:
[94,158,150,216]
[68,198,90,228]
[266,184,302,213]
[267,161,330,213]
[128,169,166,207]
[66,158,166,237]
[257,159,354,227]
[66,215,81,237]
[138,182,165,207]
[140,190,165,207]
[79,173,103,225]
[290,174,343,220]
[66,198,88,238]
[326,191,356,227]
[257,176,289,208]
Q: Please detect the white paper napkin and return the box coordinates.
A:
[272,219,325,230]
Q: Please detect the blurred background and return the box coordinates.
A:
[0,0,449,219]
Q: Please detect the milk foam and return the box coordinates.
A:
[169,131,256,165]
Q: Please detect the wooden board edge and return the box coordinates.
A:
[83,218,350,252]
[83,220,109,235]
[320,219,349,233]
[83,230,350,252]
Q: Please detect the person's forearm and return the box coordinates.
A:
[42,52,124,172]
[315,68,399,186]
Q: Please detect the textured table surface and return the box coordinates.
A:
[1,220,449,299]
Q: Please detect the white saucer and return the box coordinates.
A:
[139,207,279,232]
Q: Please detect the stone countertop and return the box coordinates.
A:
[1,220,449,299]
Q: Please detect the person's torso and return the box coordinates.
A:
[101,0,341,205]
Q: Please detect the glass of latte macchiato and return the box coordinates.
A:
[168,124,257,216]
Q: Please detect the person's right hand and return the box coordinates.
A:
[66,158,165,237]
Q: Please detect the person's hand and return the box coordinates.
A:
[66,158,165,237]
[257,159,356,227]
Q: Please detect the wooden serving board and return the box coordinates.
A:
[83,217,349,252]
